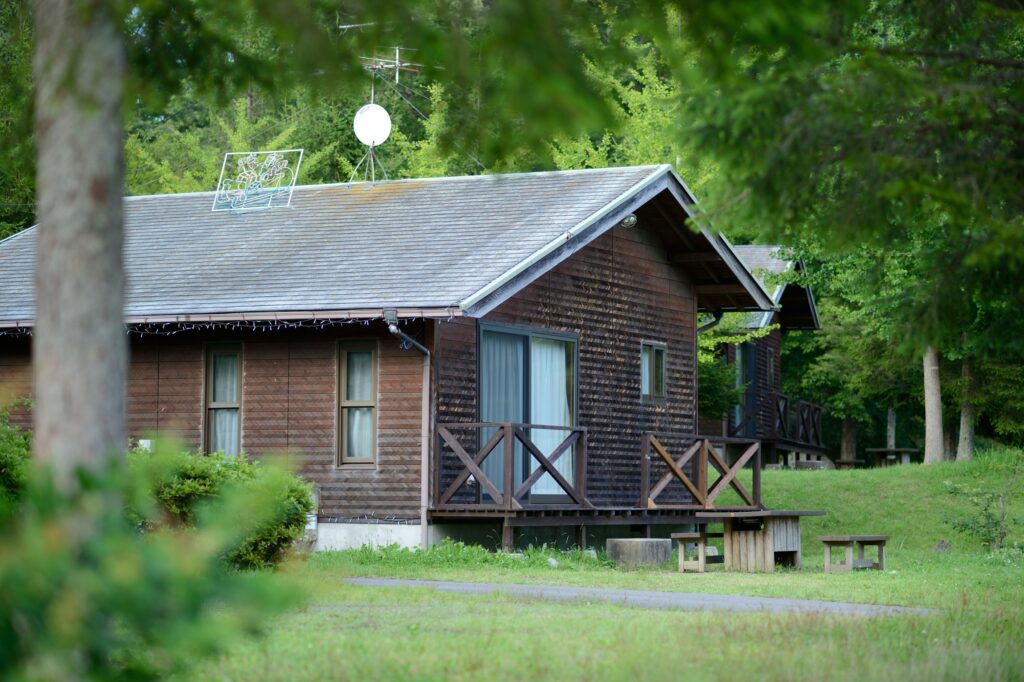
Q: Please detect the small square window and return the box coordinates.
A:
[641,342,667,402]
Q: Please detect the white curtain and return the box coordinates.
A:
[346,351,373,401]
[529,338,573,495]
[210,352,239,455]
[345,351,374,460]
[346,407,373,459]
[211,408,239,455]
[480,332,524,498]
[212,354,238,403]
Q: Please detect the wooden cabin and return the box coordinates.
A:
[698,245,826,466]
[0,165,779,550]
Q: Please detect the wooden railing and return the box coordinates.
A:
[640,433,763,511]
[432,422,591,511]
[774,393,824,449]
[728,392,825,450]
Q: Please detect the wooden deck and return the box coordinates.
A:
[430,423,769,550]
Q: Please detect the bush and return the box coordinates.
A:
[0,460,303,681]
[944,470,1023,552]
[128,447,315,570]
[0,404,31,518]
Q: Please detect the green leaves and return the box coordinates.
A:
[0,450,306,681]
[674,0,1024,350]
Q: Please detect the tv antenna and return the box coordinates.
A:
[349,48,419,184]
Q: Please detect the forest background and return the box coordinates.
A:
[3,0,1022,463]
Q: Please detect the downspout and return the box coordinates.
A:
[697,309,724,334]
[387,320,432,550]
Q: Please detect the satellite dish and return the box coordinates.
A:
[353,103,392,146]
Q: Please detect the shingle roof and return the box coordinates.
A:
[732,244,819,330]
[733,245,790,295]
[0,164,774,326]
[0,166,671,322]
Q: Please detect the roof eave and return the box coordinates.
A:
[0,306,464,330]
[459,164,674,317]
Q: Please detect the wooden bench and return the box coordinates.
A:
[670,530,724,573]
[819,535,889,573]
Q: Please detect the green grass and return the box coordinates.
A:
[187,446,1024,681]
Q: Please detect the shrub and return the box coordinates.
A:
[0,460,303,681]
[0,404,31,518]
[943,462,1023,551]
[128,447,315,570]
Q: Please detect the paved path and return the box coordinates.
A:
[346,578,935,617]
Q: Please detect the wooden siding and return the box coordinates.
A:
[434,225,698,507]
[700,316,784,443]
[0,337,32,431]
[0,326,426,521]
[753,325,783,437]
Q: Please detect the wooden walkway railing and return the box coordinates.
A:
[728,392,825,450]
[640,433,763,511]
[774,393,824,448]
[433,422,591,511]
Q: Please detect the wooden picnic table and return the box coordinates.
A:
[864,447,919,467]
[692,510,825,573]
[819,534,889,573]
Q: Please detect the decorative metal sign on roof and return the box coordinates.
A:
[212,149,304,212]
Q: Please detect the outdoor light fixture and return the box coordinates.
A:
[620,213,638,228]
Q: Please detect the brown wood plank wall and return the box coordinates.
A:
[753,324,782,438]
[0,337,32,431]
[698,319,783,444]
[0,325,426,521]
[434,224,699,507]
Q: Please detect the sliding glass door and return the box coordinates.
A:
[480,331,525,499]
[480,326,577,502]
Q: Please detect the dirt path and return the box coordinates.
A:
[346,578,935,616]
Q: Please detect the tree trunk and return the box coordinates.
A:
[33,0,126,491]
[886,406,896,449]
[922,346,945,464]
[956,358,975,462]
[839,417,857,463]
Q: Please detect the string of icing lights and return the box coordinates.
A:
[0,315,434,341]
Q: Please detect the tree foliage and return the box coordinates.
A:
[697,316,777,420]
[669,0,1024,353]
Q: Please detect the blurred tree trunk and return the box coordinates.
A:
[32,0,126,491]
[923,346,945,464]
[956,359,975,462]
[839,417,857,464]
[886,406,896,449]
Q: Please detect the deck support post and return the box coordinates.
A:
[501,519,514,553]
[575,524,586,550]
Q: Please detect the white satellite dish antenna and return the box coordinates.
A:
[353,103,392,146]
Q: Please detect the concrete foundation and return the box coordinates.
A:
[313,521,469,551]
[605,538,672,568]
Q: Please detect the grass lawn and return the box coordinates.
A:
[188,447,1024,681]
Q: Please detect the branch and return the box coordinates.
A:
[869,46,1024,70]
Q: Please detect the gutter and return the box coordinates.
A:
[386,317,432,550]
